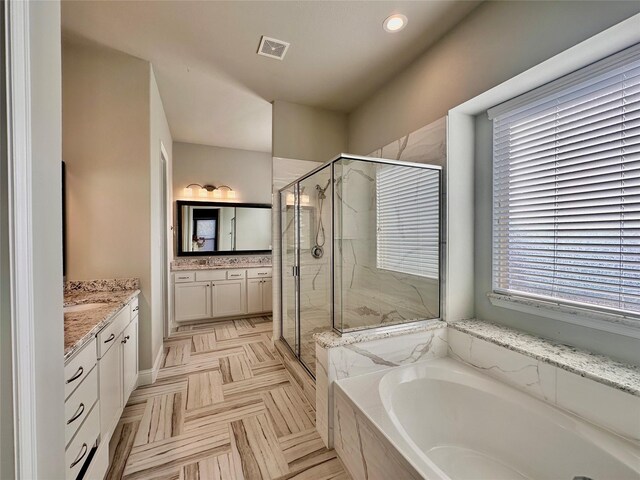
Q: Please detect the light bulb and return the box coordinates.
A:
[383,14,407,33]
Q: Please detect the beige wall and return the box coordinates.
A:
[272,100,347,163]
[172,142,272,205]
[346,1,640,363]
[348,1,640,155]
[63,40,170,371]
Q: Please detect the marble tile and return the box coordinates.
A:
[333,388,422,480]
[450,319,640,397]
[316,326,448,449]
[449,325,640,442]
[328,328,448,381]
[448,329,557,403]
[556,368,640,443]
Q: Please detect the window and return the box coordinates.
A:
[490,45,640,319]
[376,164,440,278]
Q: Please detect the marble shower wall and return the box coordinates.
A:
[334,146,443,332]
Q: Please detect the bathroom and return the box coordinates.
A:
[2,1,639,479]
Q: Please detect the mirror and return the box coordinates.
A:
[177,201,271,255]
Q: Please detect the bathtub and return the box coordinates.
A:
[334,357,640,480]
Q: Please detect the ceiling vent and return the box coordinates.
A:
[257,36,290,60]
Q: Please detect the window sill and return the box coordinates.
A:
[487,292,640,340]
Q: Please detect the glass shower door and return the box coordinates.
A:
[280,185,298,356]
[298,166,332,376]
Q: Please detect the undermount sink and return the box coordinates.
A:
[64,303,107,313]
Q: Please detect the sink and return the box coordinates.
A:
[64,303,107,313]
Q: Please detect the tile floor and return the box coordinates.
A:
[105,316,351,479]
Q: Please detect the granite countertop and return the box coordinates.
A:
[314,319,447,348]
[64,279,140,362]
[449,319,640,397]
[171,255,272,272]
[171,263,272,271]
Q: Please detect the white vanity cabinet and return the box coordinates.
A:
[175,281,212,322]
[247,268,273,314]
[212,279,246,317]
[173,267,272,323]
[63,293,139,480]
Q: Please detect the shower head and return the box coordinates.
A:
[315,180,330,200]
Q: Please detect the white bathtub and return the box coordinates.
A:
[335,357,640,480]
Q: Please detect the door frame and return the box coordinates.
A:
[160,141,170,338]
[5,2,38,477]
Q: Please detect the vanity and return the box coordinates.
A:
[173,200,273,325]
[63,280,140,480]
[173,266,272,323]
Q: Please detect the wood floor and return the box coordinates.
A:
[105,316,351,480]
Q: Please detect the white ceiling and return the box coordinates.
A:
[62,1,481,153]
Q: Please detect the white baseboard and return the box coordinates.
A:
[137,345,164,386]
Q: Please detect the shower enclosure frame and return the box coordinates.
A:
[279,154,443,378]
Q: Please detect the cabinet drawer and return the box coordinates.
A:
[195,270,226,282]
[65,403,99,480]
[97,306,129,358]
[247,267,272,279]
[174,271,195,283]
[64,338,97,400]
[65,365,98,446]
[130,295,139,318]
[226,269,246,280]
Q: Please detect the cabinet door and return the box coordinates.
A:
[122,317,138,404]
[262,278,273,313]
[246,278,263,314]
[175,282,211,322]
[98,335,122,439]
[211,279,246,317]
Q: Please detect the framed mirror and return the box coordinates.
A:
[176,201,271,256]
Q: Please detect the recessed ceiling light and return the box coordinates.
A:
[383,14,407,33]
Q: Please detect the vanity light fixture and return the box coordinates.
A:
[182,183,236,199]
[182,183,216,198]
[383,13,407,33]
[214,185,236,200]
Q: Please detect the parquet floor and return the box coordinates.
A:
[105,316,351,480]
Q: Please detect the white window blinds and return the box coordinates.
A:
[491,45,640,317]
[376,165,440,278]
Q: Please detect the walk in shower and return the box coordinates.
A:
[280,154,442,376]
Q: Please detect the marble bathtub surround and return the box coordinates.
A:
[449,318,640,397]
[171,254,272,271]
[64,277,139,293]
[316,325,448,448]
[64,288,140,360]
[314,319,445,348]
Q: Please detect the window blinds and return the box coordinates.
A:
[492,45,640,317]
[376,165,440,278]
